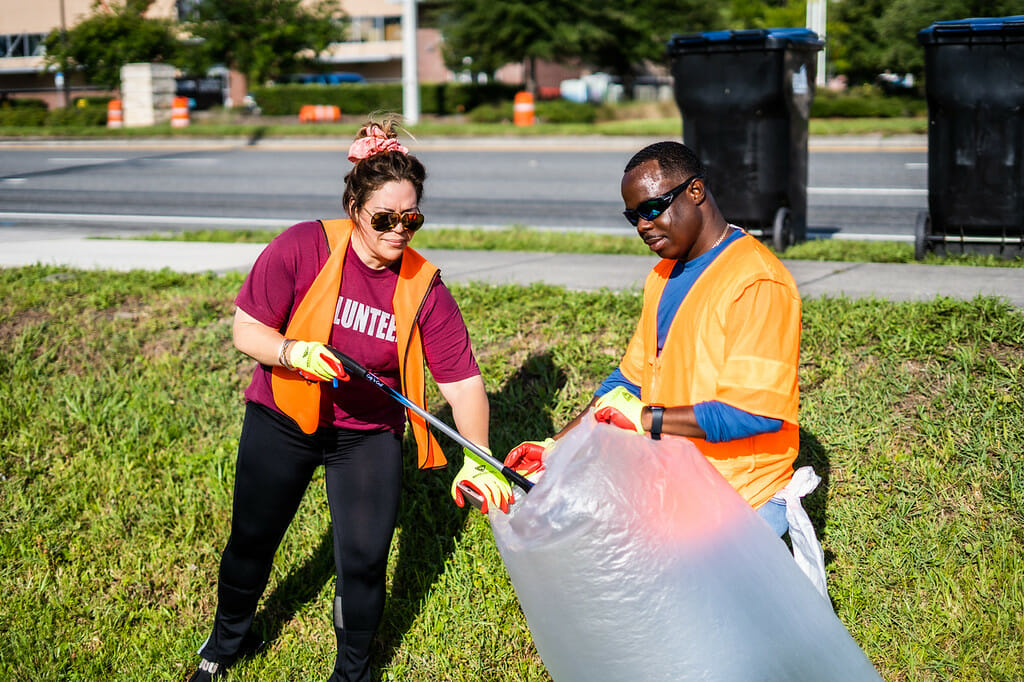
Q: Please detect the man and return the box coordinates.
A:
[506,141,802,536]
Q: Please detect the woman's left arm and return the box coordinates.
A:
[437,374,489,450]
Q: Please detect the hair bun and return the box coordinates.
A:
[348,123,408,162]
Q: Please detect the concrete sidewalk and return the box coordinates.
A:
[2,234,1023,309]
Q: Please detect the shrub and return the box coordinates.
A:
[811,85,926,118]
[0,98,49,126]
[249,82,520,117]
[0,97,108,127]
[466,99,597,125]
[467,102,513,123]
[45,103,108,127]
[535,99,597,124]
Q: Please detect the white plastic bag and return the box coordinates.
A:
[778,465,829,598]
[491,415,880,681]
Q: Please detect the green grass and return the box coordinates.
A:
[124,227,1024,267]
[1,265,1022,680]
[0,115,929,140]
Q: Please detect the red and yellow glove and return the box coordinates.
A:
[504,438,555,482]
[451,446,513,514]
[593,386,646,434]
[287,340,350,383]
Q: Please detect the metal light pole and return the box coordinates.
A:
[806,0,827,86]
[59,0,70,106]
[402,0,419,125]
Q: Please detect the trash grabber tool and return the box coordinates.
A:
[325,346,534,494]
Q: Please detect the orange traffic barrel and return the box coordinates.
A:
[107,99,123,129]
[299,104,341,123]
[513,91,535,126]
[171,96,190,128]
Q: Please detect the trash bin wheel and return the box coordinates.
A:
[914,211,931,260]
[772,207,793,252]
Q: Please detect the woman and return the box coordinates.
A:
[189,119,511,682]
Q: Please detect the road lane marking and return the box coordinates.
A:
[809,187,927,196]
[48,157,127,163]
[0,211,292,228]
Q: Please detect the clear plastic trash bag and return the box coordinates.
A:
[491,414,881,681]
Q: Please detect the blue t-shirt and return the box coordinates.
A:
[596,228,782,443]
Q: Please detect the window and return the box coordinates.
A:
[347,16,402,43]
[1,33,48,59]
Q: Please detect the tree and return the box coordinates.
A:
[43,0,180,90]
[832,0,1024,85]
[180,0,346,86]
[440,0,587,92]
[722,0,807,29]
[829,0,888,83]
[440,0,721,95]
[576,0,721,95]
[877,0,1024,76]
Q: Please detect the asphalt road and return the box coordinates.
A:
[0,137,926,240]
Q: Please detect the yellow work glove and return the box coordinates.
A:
[504,438,555,482]
[451,446,513,514]
[593,386,646,434]
[287,340,349,383]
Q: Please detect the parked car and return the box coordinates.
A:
[282,72,366,85]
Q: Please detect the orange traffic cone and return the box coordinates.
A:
[107,99,123,129]
[171,96,190,128]
[513,91,535,126]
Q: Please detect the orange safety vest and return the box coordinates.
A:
[270,218,447,470]
[620,234,801,508]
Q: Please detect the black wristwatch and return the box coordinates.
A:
[649,405,664,440]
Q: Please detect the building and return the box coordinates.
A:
[0,0,580,109]
[0,0,181,107]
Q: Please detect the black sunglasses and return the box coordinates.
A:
[368,210,425,233]
[622,173,704,226]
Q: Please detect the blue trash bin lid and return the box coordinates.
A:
[918,15,1024,44]
[668,27,824,54]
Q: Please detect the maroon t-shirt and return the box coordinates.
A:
[236,220,480,433]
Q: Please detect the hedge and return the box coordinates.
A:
[810,88,927,118]
[468,99,598,124]
[0,98,108,127]
[249,82,522,117]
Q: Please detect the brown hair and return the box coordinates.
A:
[343,118,426,217]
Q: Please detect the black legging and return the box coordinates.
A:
[199,401,403,681]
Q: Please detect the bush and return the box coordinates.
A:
[45,103,108,127]
[0,97,108,127]
[466,102,513,123]
[535,99,597,124]
[0,98,49,126]
[250,82,520,117]
[811,85,926,118]
[466,99,598,125]
[421,82,520,115]
[251,83,402,116]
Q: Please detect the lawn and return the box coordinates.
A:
[1,265,1021,680]
[0,114,928,141]
[127,226,1024,268]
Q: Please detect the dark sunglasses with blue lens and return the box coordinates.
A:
[622,173,704,226]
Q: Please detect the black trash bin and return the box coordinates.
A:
[916,16,1024,260]
[667,28,823,250]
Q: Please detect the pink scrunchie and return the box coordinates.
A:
[347,126,409,162]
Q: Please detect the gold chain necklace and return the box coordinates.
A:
[709,224,731,251]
